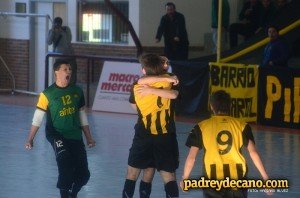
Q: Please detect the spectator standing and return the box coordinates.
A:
[211,0,230,53]
[262,25,290,67]
[155,2,189,60]
[229,0,262,48]
[47,17,77,84]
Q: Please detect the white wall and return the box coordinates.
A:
[34,2,53,93]
[128,0,139,46]
[0,0,30,39]
[67,0,76,42]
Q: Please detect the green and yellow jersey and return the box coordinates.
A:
[129,78,176,135]
[36,83,85,140]
[186,116,255,180]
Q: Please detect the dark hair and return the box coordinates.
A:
[139,54,165,76]
[53,60,70,71]
[267,24,279,33]
[210,90,231,114]
[165,2,176,9]
[54,17,63,26]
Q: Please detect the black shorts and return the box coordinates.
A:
[47,135,90,190]
[128,132,179,172]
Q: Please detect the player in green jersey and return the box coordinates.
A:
[25,60,96,198]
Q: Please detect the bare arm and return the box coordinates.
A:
[136,84,178,99]
[180,146,199,190]
[247,140,269,180]
[82,125,96,148]
[80,107,96,148]
[25,125,39,150]
[138,75,179,85]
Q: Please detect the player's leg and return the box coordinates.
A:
[159,171,178,198]
[140,168,155,198]
[69,139,90,198]
[154,133,179,198]
[123,165,141,198]
[49,137,74,198]
[123,134,152,198]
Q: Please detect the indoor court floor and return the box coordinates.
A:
[0,93,299,198]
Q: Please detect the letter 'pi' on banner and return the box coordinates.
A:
[209,62,259,122]
[92,61,142,114]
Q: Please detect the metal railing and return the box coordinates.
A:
[45,53,138,106]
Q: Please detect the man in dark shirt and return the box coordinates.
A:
[261,25,290,67]
[155,2,189,60]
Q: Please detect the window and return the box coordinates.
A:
[77,1,129,44]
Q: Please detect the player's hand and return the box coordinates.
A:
[180,180,187,192]
[136,84,152,96]
[87,139,96,148]
[25,140,33,150]
[167,76,179,85]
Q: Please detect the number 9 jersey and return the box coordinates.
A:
[186,115,255,180]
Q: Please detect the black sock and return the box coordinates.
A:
[139,180,152,198]
[122,179,136,198]
[60,189,69,198]
[165,181,179,198]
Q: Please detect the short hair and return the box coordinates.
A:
[54,17,63,25]
[53,60,70,71]
[267,24,279,33]
[165,2,176,9]
[139,54,165,76]
[210,90,231,114]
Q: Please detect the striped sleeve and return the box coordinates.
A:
[242,124,255,147]
[36,92,49,111]
[185,124,203,149]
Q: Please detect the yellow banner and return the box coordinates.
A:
[209,62,258,122]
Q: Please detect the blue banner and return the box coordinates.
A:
[171,61,210,116]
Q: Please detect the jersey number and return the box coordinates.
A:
[55,140,63,148]
[216,130,232,155]
[61,95,72,105]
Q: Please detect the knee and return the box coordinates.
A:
[126,166,141,181]
[142,168,155,183]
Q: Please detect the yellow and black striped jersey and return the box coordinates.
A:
[129,78,176,135]
[186,116,255,180]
